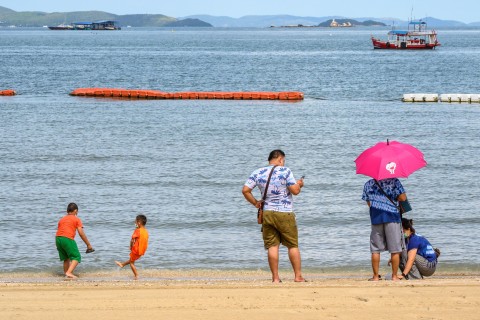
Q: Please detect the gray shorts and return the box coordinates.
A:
[370,222,404,253]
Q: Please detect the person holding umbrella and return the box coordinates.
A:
[355,140,427,281]
[362,177,407,281]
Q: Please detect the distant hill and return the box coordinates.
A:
[351,16,467,28]
[0,6,475,29]
[184,14,340,27]
[0,6,210,27]
[418,16,466,27]
[163,18,212,27]
[0,5,15,14]
[185,14,470,28]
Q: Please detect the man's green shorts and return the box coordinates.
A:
[262,210,298,249]
[56,236,81,262]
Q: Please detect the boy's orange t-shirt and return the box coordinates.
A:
[56,215,83,239]
[131,228,149,256]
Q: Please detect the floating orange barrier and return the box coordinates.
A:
[0,89,16,96]
[69,88,304,100]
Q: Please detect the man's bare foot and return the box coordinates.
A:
[272,279,282,283]
[391,274,401,281]
[368,275,381,281]
[115,261,124,268]
[133,276,138,280]
[294,277,307,282]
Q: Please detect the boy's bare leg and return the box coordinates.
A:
[65,260,79,278]
[63,259,70,274]
[129,261,138,280]
[115,260,131,268]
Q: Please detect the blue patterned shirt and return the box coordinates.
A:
[362,178,405,224]
[245,165,297,212]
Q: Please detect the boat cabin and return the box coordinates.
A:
[92,20,121,30]
[72,20,121,30]
[381,20,439,49]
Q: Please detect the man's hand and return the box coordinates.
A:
[297,178,304,188]
[255,200,264,208]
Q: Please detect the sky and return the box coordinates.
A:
[0,0,478,23]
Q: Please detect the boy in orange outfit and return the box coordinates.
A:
[115,215,149,279]
[55,203,94,279]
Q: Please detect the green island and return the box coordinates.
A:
[0,6,212,27]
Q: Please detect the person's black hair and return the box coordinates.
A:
[67,203,78,213]
[268,149,285,161]
[401,218,415,234]
[136,214,147,226]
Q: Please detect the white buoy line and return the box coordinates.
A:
[403,93,480,103]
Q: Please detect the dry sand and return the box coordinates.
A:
[1,270,479,320]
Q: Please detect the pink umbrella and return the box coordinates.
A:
[355,140,427,180]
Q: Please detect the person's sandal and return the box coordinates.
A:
[85,248,95,253]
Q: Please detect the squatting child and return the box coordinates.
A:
[115,214,149,279]
[55,203,94,279]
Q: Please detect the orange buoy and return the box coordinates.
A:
[213,92,225,99]
[222,92,234,99]
[120,90,130,98]
[0,89,16,96]
[111,89,122,98]
[173,92,184,99]
[197,92,208,99]
[233,93,243,100]
[242,93,252,100]
[69,88,304,101]
[187,92,199,99]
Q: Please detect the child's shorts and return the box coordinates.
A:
[56,236,81,262]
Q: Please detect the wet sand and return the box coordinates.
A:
[1,270,479,320]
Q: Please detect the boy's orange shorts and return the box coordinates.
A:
[130,252,142,262]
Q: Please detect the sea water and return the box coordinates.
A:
[0,27,479,274]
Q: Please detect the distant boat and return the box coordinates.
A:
[371,20,440,49]
[48,20,121,30]
[48,24,74,30]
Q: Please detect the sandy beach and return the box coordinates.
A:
[1,270,479,320]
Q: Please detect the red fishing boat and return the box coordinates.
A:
[371,20,440,49]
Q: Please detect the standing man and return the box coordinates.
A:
[242,150,305,283]
[362,178,407,281]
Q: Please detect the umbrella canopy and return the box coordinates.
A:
[355,140,427,180]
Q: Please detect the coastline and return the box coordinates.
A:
[1,268,479,283]
[1,271,479,320]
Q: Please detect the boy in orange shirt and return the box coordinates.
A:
[55,203,94,279]
[115,215,149,280]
